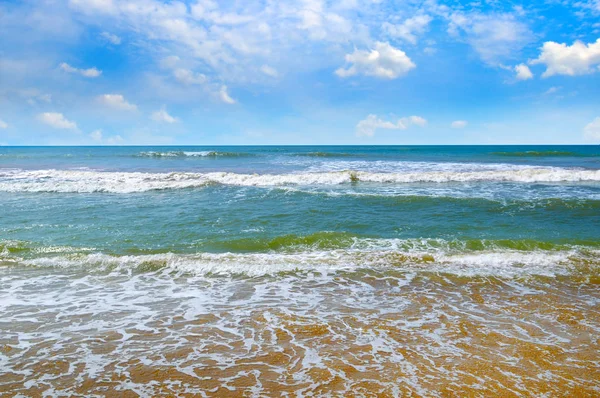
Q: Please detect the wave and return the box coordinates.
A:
[208,234,600,253]
[2,244,598,279]
[4,235,600,256]
[279,186,600,204]
[0,168,599,193]
[2,237,599,278]
[491,150,597,157]
[137,151,255,158]
[207,231,358,252]
[295,152,353,158]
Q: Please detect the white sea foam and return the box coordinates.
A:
[7,244,597,278]
[139,151,214,157]
[138,150,249,157]
[303,160,532,173]
[0,167,599,193]
[2,257,597,396]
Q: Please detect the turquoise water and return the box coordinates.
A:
[1,145,600,263]
[1,146,600,396]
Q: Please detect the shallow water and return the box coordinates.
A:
[1,145,599,396]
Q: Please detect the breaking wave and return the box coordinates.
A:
[2,237,599,278]
[0,168,599,193]
[295,152,353,158]
[491,150,597,157]
[137,151,255,158]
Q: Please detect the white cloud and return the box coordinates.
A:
[543,86,560,95]
[37,112,77,129]
[293,0,354,42]
[409,116,427,127]
[0,119,8,129]
[101,31,121,45]
[90,129,124,144]
[260,64,278,77]
[69,0,116,14]
[151,108,178,123]
[173,68,207,85]
[219,85,236,104]
[451,120,468,129]
[383,15,432,44]
[62,0,374,84]
[336,42,415,79]
[158,54,244,106]
[584,117,600,141]
[447,12,531,65]
[97,94,137,111]
[515,63,533,80]
[190,0,255,25]
[89,129,103,141]
[159,56,207,85]
[356,114,427,137]
[18,89,52,106]
[160,55,181,69]
[530,39,600,77]
[60,62,102,78]
[68,0,264,73]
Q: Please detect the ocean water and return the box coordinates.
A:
[1,145,599,396]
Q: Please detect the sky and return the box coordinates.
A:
[0,0,600,145]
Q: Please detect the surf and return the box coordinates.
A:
[1,167,600,193]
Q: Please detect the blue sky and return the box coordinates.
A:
[1,0,599,145]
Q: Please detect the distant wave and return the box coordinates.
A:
[137,151,255,158]
[295,152,354,158]
[2,237,598,278]
[0,153,75,159]
[491,150,596,157]
[1,168,600,193]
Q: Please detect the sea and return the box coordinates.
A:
[1,145,599,396]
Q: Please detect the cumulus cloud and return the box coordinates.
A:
[543,86,560,95]
[447,12,532,65]
[173,68,207,85]
[336,42,415,79]
[584,117,600,141]
[89,130,103,141]
[159,56,207,85]
[383,15,432,44]
[62,0,533,86]
[97,94,137,111]
[70,0,116,14]
[159,55,240,105]
[60,0,409,85]
[18,89,52,106]
[101,31,121,45]
[151,108,178,123]
[260,64,278,77]
[68,0,274,74]
[90,129,124,144]
[530,39,600,77]
[356,114,427,137]
[293,0,354,42]
[160,55,181,69]
[219,85,236,104]
[37,112,77,129]
[451,120,468,129]
[0,119,8,129]
[515,63,533,80]
[60,62,102,78]
[191,0,256,25]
